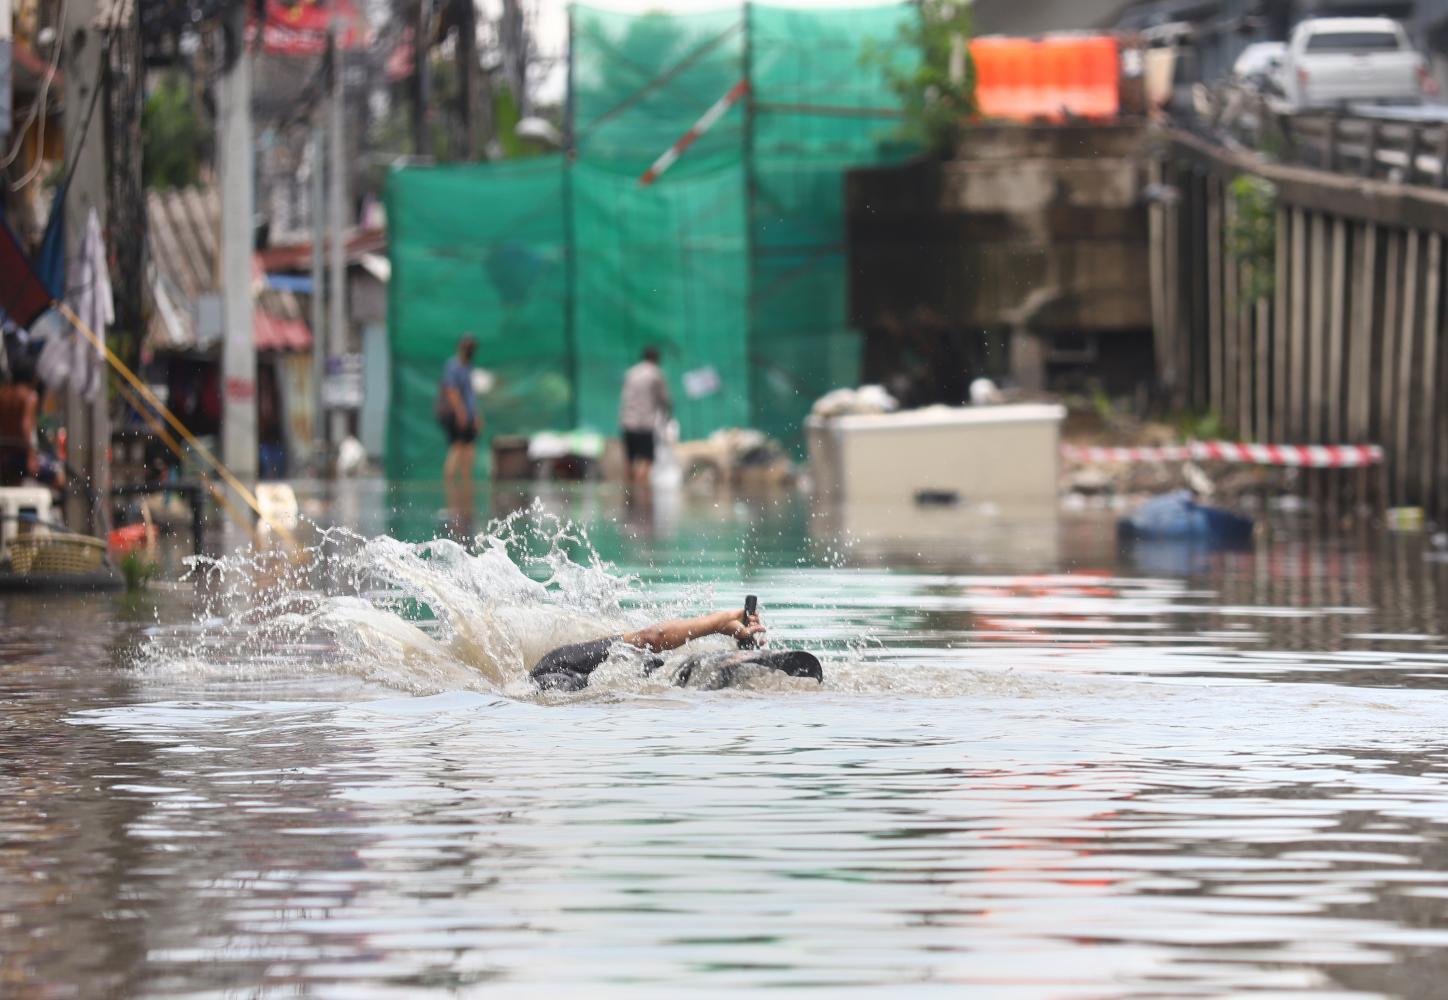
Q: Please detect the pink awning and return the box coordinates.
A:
[255,310,312,352]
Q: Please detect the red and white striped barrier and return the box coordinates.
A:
[638,80,750,187]
[1062,441,1385,468]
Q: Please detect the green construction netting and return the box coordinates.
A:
[385,159,569,479]
[386,2,917,478]
[747,4,917,445]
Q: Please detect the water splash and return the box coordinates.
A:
[138,502,649,697]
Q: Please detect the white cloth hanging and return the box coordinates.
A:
[33,308,72,389]
[68,208,113,402]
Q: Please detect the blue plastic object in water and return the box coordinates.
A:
[1118,490,1254,545]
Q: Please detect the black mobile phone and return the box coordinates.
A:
[740,595,758,648]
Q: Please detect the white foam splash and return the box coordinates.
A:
[137,502,646,696]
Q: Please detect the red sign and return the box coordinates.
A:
[225,377,257,403]
[251,0,368,56]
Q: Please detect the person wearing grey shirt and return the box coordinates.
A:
[618,346,672,484]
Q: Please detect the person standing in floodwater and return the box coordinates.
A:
[438,335,482,497]
[618,346,672,485]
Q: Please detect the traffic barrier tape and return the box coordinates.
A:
[1062,441,1385,468]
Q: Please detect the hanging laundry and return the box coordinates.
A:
[69,208,114,403]
[34,309,73,389]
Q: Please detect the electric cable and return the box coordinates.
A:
[2,0,68,172]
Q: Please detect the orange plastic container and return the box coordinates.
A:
[971,37,1009,118]
[1082,36,1121,118]
[970,34,1120,122]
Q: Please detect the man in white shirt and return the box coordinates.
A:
[617,346,672,485]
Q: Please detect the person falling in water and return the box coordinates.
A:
[530,606,823,692]
[618,346,672,486]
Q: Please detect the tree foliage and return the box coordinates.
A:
[142,73,207,190]
[866,0,974,153]
[1229,175,1277,302]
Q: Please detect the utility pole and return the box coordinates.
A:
[457,0,478,158]
[412,0,430,157]
[219,0,258,489]
[309,125,326,468]
[327,22,348,448]
[62,0,107,533]
[500,0,526,113]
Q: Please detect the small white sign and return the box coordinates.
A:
[322,353,364,409]
[683,365,721,400]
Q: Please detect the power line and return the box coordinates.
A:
[2,0,69,176]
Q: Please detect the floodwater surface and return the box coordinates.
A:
[6,483,1448,998]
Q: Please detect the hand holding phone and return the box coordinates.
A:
[739,595,759,649]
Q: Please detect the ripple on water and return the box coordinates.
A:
[6,500,1448,996]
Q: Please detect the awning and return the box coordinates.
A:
[146,186,314,354]
[255,309,312,352]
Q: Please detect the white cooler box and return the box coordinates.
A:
[806,403,1066,508]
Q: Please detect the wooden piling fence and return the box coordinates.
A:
[1154,130,1448,522]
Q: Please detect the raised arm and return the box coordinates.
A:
[619,608,763,653]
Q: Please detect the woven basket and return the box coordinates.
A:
[10,533,107,575]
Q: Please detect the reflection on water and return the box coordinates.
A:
[5,483,1448,997]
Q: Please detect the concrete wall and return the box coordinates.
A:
[847,124,1151,392]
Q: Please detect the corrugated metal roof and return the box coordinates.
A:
[146,186,311,353]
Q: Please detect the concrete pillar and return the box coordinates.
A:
[219,3,258,487]
[62,0,107,533]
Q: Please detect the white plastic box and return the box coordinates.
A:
[806,403,1066,507]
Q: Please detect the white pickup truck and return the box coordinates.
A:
[1282,17,1433,110]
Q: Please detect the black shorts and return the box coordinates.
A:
[441,415,477,445]
[622,429,655,463]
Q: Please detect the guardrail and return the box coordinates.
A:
[1150,122,1448,519]
[1208,87,1448,187]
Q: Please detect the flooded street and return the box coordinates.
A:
[6,484,1448,997]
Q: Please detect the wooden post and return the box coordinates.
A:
[1435,125,1448,188]
[1239,265,1253,438]
[1348,223,1376,443]
[1327,218,1348,444]
[1290,208,1309,440]
[1363,121,1380,178]
[1309,213,1328,441]
[1192,171,1210,412]
[1396,228,1421,505]
[1404,124,1422,185]
[1166,163,1185,409]
[1439,239,1448,526]
[1148,158,1171,390]
[1420,234,1442,514]
[1255,297,1270,441]
[1207,178,1224,420]
[1379,230,1401,482]
[1223,188,1239,429]
[1274,207,1290,444]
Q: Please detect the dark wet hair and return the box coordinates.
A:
[459,335,477,358]
[642,346,660,363]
